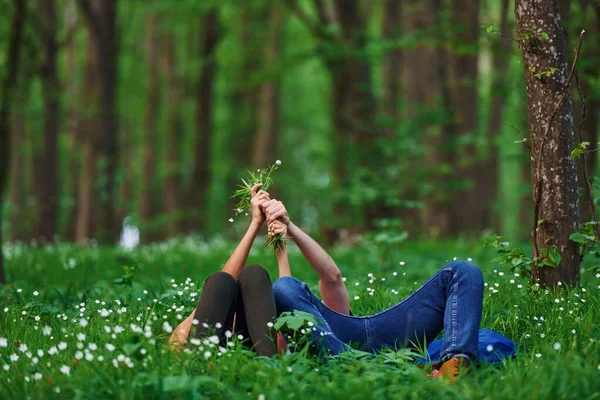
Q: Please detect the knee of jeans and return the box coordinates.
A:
[451,261,484,290]
[272,277,305,310]
[238,264,271,288]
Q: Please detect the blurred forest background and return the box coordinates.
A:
[0,0,598,247]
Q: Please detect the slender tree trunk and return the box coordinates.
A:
[252,5,284,169]
[76,0,120,243]
[138,14,161,241]
[162,33,183,237]
[36,0,60,243]
[402,0,452,237]
[381,0,402,137]
[76,30,99,242]
[515,0,580,287]
[0,0,27,284]
[481,0,510,234]
[447,0,481,235]
[63,0,81,241]
[8,113,25,242]
[186,9,220,232]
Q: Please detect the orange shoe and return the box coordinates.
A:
[436,357,470,382]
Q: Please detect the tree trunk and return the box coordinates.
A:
[76,0,120,243]
[381,0,402,137]
[481,0,510,234]
[36,0,60,243]
[402,0,452,237]
[162,32,184,237]
[186,9,220,232]
[447,0,481,235]
[251,5,284,170]
[63,0,81,241]
[138,14,161,241]
[8,113,26,242]
[0,0,27,284]
[515,0,580,287]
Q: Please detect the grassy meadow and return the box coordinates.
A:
[1,236,599,399]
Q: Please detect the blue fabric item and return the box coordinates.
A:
[417,328,517,364]
[273,260,484,359]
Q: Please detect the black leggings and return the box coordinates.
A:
[191,264,277,357]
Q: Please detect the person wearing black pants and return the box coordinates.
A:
[169,184,277,357]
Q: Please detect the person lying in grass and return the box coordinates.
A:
[262,198,484,381]
[168,184,279,357]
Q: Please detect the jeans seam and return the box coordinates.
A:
[451,274,458,351]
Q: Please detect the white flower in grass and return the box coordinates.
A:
[9,354,19,362]
[259,394,266,400]
[553,342,561,350]
[0,338,7,347]
[237,334,244,340]
[106,343,116,352]
[48,346,58,355]
[225,330,232,338]
[572,329,576,334]
[535,353,542,358]
[88,343,97,351]
[77,333,86,342]
[267,322,274,328]
[42,326,52,336]
[17,288,22,293]
[60,365,70,375]
[33,372,42,381]
[354,296,360,300]
[2,365,8,371]
[228,218,234,223]
[79,318,88,327]
[190,338,201,346]
[75,351,83,360]
[18,344,28,353]
[275,159,282,166]
[37,349,44,357]
[58,342,67,351]
[100,309,109,317]
[114,326,124,334]
[215,322,222,329]
[163,322,173,333]
[3,307,7,312]
[33,291,39,296]
[32,357,39,364]
[103,326,111,333]
[204,351,212,359]
[208,335,220,344]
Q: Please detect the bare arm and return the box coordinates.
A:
[287,221,350,314]
[270,219,291,277]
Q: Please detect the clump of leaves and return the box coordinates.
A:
[230,160,285,253]
[483,235,533,277]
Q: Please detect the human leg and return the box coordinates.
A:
[237,264,277,357]
[367,260,484,361]
[191,271,239,343]
[272,276,366,355]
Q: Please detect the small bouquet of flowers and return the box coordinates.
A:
[230,160,286,253]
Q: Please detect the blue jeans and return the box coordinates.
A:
[272,260,484,361]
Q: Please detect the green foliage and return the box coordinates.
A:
[483,235,534,276]
[230,160,281,220]
[113,265,137,287]
[1,240,600,398]
[530,66,559,79]
[570,141,591,160]
[273,311,317,332]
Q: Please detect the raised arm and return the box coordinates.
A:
[263,200,350,315]
[269,219,291,277]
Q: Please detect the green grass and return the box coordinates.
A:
[1,237,599,399]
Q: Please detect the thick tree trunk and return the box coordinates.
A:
[402,0,452,237]
[0,0,27,284]
[138,14,161,240]
[162,33,184,237]
[481,0,510,234]
[186,9,220,232]
[515,0,580,287]
[36,0,60,243]
[252,5,284,169]
[447,0,481,235]
[76,0,120,243]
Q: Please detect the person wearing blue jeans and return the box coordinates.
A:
[262,199,484,380]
